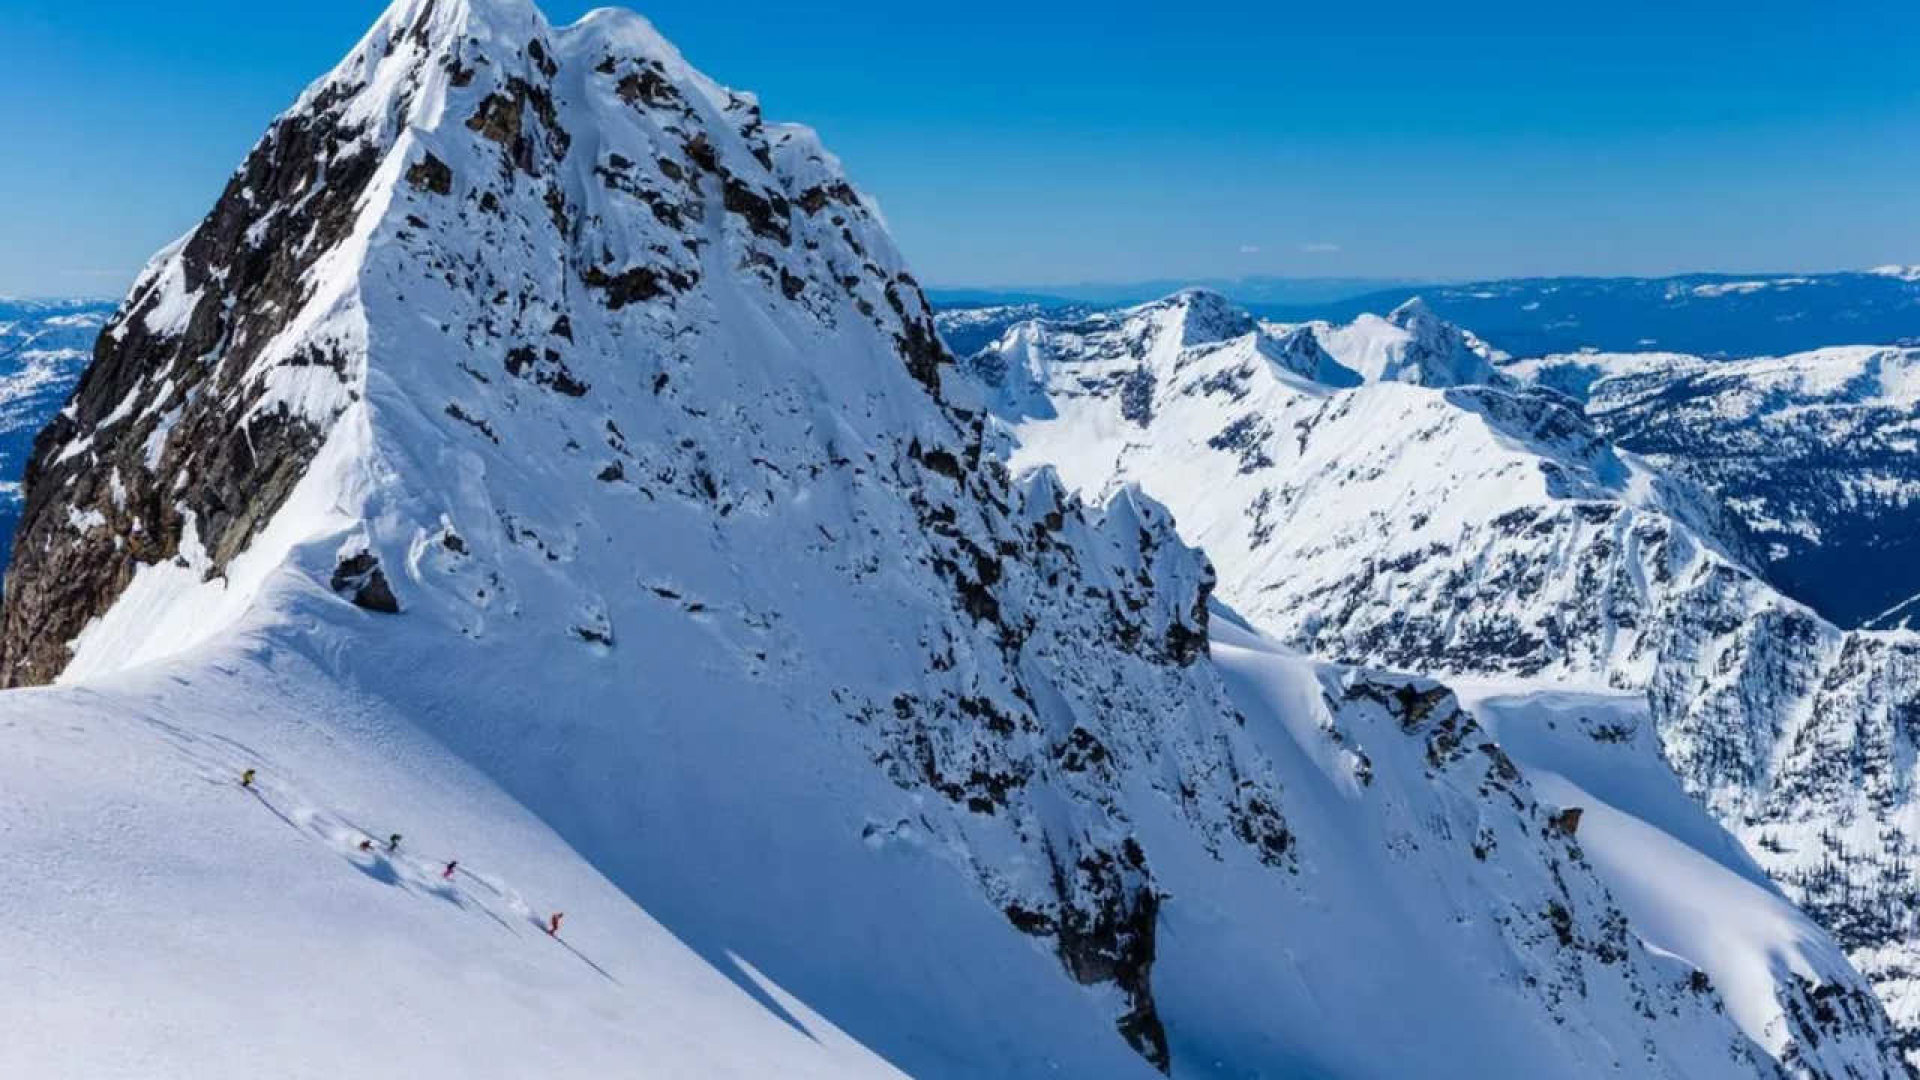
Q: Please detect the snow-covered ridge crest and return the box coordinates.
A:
[1282,294,1512,388]
[963,288,1365,424]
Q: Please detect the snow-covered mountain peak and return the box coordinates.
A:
[3,0,960,687]
[1143,287,1255,347]
[1303,296,1510,388]
[1387,293,1437,323]
[1259,322,1362,387]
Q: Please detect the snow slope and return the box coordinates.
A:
[0,624,912,1080]
[1462,684,1890,1070]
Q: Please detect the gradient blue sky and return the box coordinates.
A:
[4,0,1918,296]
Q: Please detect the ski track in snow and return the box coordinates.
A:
[0,637,908,1080]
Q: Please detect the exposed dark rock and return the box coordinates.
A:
[0,73,383,686]
[1051,856,1169,1072]
[884,281,949,395]
[505,346,589,397]
[614,61,681,111]
[1549,807,1584,837]
[581,264,695,310]
[721,175,791,245]
[1207,415,1276,473]
[330,550,400,614]
[406,152,453,194]
[465,76,569,175]
[1120,368,1155,426]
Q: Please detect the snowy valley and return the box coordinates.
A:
[2,1,1920,1078]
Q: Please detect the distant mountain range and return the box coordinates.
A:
[931,276,1428,310]
[934,267,1920,359]
[0,299,114,551]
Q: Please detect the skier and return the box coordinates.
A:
[442,860,459,880]
[387,833,402,852]
[546,912,563,937]
[240,768,256,789]
[358,839,374,853]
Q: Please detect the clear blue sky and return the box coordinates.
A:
[4,0,1918,296]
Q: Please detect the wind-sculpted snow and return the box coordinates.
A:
[970,289,1918,1073]
[0,1,1830,1074]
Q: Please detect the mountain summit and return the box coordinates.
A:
[2,0,956,685]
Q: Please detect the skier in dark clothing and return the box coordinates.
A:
[546,912,563,937]
[387,833,402,852]
[358,839,374,853]
[443,860,458,880]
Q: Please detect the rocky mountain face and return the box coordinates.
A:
[965,290,1920,1069]
[0,1,1857,1075]
[1511,346,1920,631]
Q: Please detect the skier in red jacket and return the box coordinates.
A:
[546,912,563,937]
